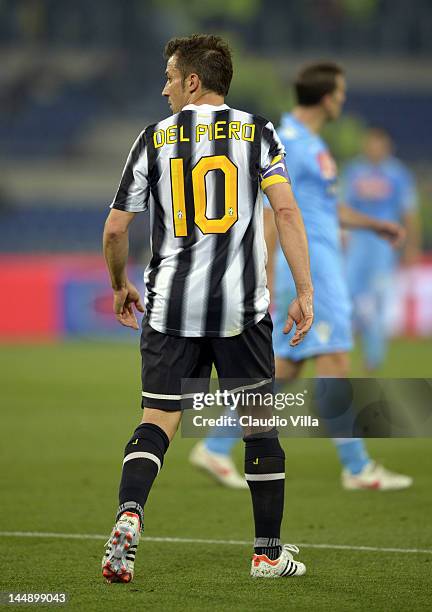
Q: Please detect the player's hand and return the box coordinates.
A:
[283,291,314,346]
[112,281,144,330]
[375,220,406,248]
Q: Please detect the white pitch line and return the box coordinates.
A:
[0,531,431,555]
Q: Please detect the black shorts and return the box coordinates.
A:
[140,313,274,411]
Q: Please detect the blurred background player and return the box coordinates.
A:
[343,127,421,371]
[192,62,413,491]
[268,63,412,490]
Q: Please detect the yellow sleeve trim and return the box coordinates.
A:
[270,154,282,164]
[261,174,288,191]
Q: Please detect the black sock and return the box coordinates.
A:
[244,430,285,560]
[117,423,169,527]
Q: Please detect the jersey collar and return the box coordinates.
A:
[182,103,230,111]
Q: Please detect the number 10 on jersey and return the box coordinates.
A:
[170,154,238,236]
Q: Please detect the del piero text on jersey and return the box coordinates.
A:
[153,120,256,148]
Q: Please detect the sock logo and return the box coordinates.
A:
[132,439,139,445]
[253,458,259,465]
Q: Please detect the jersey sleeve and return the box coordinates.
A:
[259,121,290,192]
[111,130,150,212]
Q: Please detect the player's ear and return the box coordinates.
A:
[321,93,331,112]
[187,72,200,94]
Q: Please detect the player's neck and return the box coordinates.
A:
[293,106,326,134]
[184,91,225,108]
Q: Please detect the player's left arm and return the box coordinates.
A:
[263,206,278,300]
[338,204,406,248]
[260,122,313,345]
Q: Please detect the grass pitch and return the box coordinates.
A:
[0,339,431,611]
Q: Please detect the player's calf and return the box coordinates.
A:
[244,430,286,562]
[102,421,170,583]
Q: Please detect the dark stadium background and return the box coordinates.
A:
[1,0,431,340]
[0,2,431,611]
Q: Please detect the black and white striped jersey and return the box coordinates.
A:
[111,103,289,337]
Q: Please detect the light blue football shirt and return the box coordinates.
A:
[343,156,417,274]
[277,113,340,251]
[271,113,352,359]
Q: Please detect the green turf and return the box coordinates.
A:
[0,339,431,611]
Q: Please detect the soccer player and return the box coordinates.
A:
[267,63,412,490]
[343,127,420,371]
[102,34,313,583]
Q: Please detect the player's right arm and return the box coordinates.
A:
[265,181,314,346]
[103,209,144,329]
[103,129,149,329]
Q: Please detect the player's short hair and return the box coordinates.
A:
[294,62,344,106]
[164,34,233,96]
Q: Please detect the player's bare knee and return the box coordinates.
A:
[141,408,181,442]
[275,357,304,380]
[333,353,350,377]
[316,353,350,377]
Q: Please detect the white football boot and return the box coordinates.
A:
[251,544,306,578]
[189,441,248,489]
[342,461,413,491]
[102,512,140,583]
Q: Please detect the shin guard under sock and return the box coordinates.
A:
[117,423,169,526]
[244,431,285,560]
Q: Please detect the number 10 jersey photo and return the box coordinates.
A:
[111,103,288,338]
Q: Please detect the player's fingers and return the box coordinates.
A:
[289,328,307,347]
[116,313,130,327]
[283,315,295,335]
[299,314,314,334]
[116,312,139,329]
[289,331,303,347]
[293,319,306,334]
[125,303,139,329]
[289,315,313,346]
[129,314,139,329]
[135,299,145,313]
[115,302,137,327]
